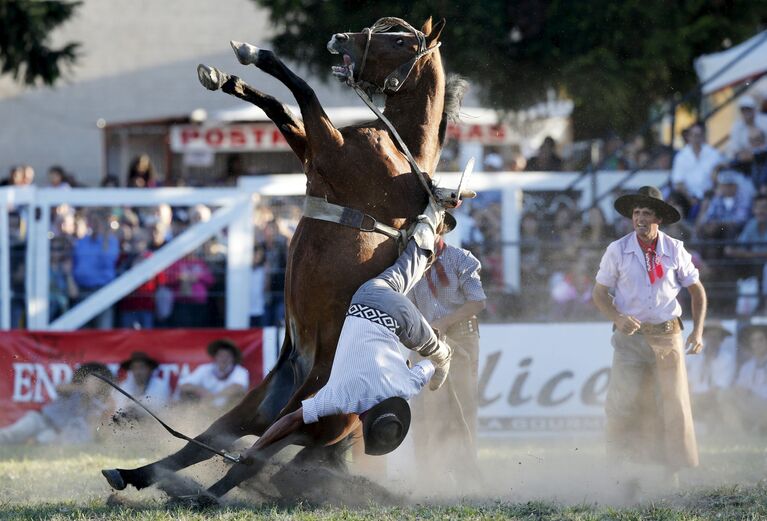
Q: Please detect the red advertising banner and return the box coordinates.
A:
[0,329,263,427]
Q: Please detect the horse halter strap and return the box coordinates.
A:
[352,17,441,94]
[345,17,441,204]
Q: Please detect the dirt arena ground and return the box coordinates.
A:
[1,423,765,520]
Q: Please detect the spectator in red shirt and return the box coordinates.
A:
[167,250,214,327]
[118,230,168,329]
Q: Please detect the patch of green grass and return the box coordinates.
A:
[1,439,765,521]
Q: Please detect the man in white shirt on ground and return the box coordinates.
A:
[113,352,171,422]
[177,339,250,409]
[592,186,708,497]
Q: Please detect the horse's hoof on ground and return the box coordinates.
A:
[231,40,260,65]
[197,64,228,91]
[101,468,126,491]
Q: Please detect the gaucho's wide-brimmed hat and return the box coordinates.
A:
[614,186,681,224]
[362,397,411,456]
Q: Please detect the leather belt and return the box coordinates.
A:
[446,316,479,338]
[638,318,682,335]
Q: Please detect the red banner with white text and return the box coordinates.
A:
[0,329,264,427]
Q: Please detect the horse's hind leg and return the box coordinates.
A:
[229,42,342,149]
[196,64,307,161]
[102,403,248,491]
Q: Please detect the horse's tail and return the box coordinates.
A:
[439,74,469,145]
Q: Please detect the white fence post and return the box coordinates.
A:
[0,201,10,330]
[30,204,50,329]
[23,189,37,327]
[226,187,256,329]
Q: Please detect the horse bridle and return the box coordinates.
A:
[347,17,442,95]
[342,18,442,204]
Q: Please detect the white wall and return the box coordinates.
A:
[0,0,363,186]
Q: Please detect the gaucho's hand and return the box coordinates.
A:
[685,331,704,355]
[615,314,641,335]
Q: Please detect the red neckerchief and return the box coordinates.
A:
[637,235,664,284]
[426,238,450,296]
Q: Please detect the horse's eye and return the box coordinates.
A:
[396,38,404,46]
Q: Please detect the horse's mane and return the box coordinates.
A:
[439,74,469,145]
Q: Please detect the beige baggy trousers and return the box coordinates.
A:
[606,330,699,469]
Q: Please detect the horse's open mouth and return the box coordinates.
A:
[331,54,354,82]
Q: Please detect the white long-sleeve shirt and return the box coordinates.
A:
[671,144,723,199]
[114,370,172,410]
[595,231,699,323]
[301,316,435,424]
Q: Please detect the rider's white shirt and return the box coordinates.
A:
[301,316,434,424]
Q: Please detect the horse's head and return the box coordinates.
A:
[327,17,445,94]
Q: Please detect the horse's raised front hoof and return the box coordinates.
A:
[231,40,260,66]
[197,64,228,91]
[101,468,126,491]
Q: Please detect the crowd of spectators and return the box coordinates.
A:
[0,338,252,445]
[3,93,767,327]
[2,158,297,329]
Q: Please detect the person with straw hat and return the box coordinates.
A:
[592,185,708,492]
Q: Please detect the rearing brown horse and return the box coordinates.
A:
[103,17,466,501]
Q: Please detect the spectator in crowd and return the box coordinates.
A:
[113,352,171,422]
[549,254,597,319]
[166,250,214,327]
[100,174,120,187]
[47,165,72,189]
[72,209,120,329]
[49,236,79,322]
[726,321,767,433]
[127,154,158,188]
[737,127,767,192]
[0,362,114,445]
[263,218,290,326]
[0,165,25,186]
[177,339,249,409]
[519,212,547,314]
[21,164,34,185]
[117,230,166,329]
[410,214,486,481]
[686,321,737,433]
[526,136,563,171]
[600,133,629,170]
[249,243,267,327]
[583,206,613,248]
[695,170,751,247]
[728,95,767,160]
[726,195,767,314]
[483,150,504,172]
[671,122,724,207]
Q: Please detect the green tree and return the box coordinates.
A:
[0,0,81,85]
[251,0,766,138]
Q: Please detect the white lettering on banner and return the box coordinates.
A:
[170,125,290,152]
[477,323,614,435]
[11,363,72,403]
[170,122,514,152]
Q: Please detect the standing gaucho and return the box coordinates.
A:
[591,186,707,489]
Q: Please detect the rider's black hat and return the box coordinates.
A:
[362,397,411,456]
